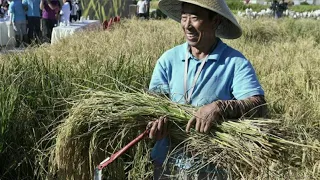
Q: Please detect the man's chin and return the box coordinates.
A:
[186,40,199,47]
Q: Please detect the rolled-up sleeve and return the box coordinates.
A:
[231,58,264,100]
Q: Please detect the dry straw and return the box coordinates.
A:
[45,86,319,179]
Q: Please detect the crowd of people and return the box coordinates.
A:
[0,0,82,47]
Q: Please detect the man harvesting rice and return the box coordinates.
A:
[148,0,268,179]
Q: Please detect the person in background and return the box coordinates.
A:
[60,0,71,23]
[136,0,147,19]
[278,0,288,18]
[1,0,9,17]
[0,5,3,17]
[0,3,6,17]
[270,0,279,18]
[75,0,81,20]
[23,0,41,44]
[270,0,287,19]
[145,0,150,19]
[9,0,28,47]
[70,0,77,22]
[40,0,60,43]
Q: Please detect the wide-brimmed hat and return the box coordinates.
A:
[158,0,242,39]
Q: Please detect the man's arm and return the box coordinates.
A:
[48,2,57,10]
[40,0,45,10]
[186,57,267,133]
[226,57,268,118]
[186,96,268,133]
[42,0,57,10]
[148,56,170,139]
[149,59,169,95]
[8,2,13,24]
[136,3,139,14]
[216,95,268,119]
[145,1,148,13]
[9,13,13,24]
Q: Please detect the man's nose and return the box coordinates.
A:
[183,16,192,29]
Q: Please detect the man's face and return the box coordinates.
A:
[180,3,217,48]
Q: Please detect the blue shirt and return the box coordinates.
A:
[9,0,27,22]
[22,0,41,17]
[149,39,264,165]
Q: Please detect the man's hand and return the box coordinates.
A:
[186,102,221,133]
[148,116,168,140]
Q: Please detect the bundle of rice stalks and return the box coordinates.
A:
[45,88,319,180]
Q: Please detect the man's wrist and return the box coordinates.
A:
[209,101,224,123]
[213,100,227,121]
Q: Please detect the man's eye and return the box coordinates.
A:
[191,16,198,20]
[181,15,187,20]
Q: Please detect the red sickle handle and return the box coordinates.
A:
[97,129,150,170]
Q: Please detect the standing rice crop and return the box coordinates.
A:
[1,18,319,179]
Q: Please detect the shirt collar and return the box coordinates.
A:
[182,38,227,62]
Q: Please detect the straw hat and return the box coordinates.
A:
[158,0,242,39]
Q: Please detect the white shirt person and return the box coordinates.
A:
[136,0,148,18]
[60,0,71,23]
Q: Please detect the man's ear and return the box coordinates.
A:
[213,15,222,29]
[214,15,222,26]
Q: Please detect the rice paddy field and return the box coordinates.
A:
[0,17,320,179]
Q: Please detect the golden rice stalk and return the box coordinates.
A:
[46,88,319,179]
